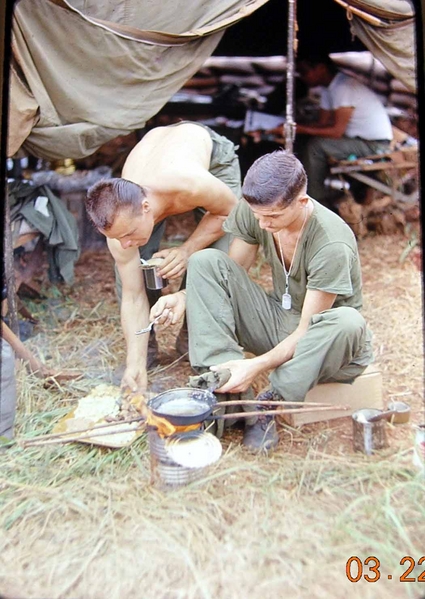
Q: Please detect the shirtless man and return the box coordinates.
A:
[85,122,241,392]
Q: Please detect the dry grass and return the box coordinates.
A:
[0,230,424,599]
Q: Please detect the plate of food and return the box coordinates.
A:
[52,384,149,448]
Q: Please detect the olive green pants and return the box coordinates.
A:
[186,249,374,403]
[302,136,390,207]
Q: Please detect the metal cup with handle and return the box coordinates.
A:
[140,258,167,290]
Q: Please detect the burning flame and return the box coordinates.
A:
[126,391,201,438]
[146,411,201,438]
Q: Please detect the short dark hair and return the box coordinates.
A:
[297,54,338,75]
[85,178,146,230]
[242,150,307,207]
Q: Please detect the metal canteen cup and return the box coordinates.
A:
[140,258,167,290]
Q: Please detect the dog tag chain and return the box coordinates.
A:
[277,205,309,310]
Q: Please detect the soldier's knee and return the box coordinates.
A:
[333,306,366,336]
[188,248,227,274]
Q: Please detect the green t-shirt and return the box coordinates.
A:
[223,198,363,314]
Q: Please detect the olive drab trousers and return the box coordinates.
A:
[302,136,390,207]
[186,249,374,403]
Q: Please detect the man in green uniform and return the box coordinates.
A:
[150,149,374,451]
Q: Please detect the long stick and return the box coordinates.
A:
[19,415,146,445]
[3,186,19,335]
[21,421,146,447]
[215,399,347,408]
[214,406,349,420]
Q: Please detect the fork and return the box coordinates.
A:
[135,315,162,335]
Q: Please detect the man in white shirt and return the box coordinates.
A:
[296,55,393,209]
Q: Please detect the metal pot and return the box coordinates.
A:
[147,387,217,426]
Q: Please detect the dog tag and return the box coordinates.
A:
[282,293,292,310]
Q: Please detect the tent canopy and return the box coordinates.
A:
[8,0,417,161]
[9,0,269,160]
[333,0,416,92]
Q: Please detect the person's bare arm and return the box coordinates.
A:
[296,107,354,139]
[228,237,259,271]
[107,238,150,392]
[211,288,337,393]
[149,239,257,331]
[156,168,239,279]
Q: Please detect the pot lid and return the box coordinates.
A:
[165,430,222,468]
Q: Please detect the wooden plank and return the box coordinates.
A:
[333,146,418,166]
[330,161,417,174]
[342,172,419,204]
[279,365,383,427]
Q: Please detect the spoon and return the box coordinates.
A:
[367,410,397,423]
[135,315,162,335]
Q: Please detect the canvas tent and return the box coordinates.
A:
[8,0,417,161]
[333,0,416,91]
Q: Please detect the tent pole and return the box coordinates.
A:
[285,0,297,153]
[4,190,19,335]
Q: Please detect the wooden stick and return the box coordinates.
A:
[21,422,146,447]
[19,415,146,445]
[215,399,345,408]
[213,406,350,420]
[332,0,385,26]
[4,191,19,334]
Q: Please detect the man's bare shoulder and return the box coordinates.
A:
[147,122,210,145]
[123,123,213,194]
[128,124,212,171]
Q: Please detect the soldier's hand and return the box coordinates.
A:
[210,358,260,393]
[153,246,191,279]
[149,291,186,327]
[121,365,148,394]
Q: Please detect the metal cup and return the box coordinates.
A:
[387,400,411,424]
[352,408,388,455]
[141,258,167,290]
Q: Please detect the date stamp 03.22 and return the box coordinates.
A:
[346,556,425,583]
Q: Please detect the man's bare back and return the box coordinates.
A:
[85,121,241,392]
[122,123,214,218]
